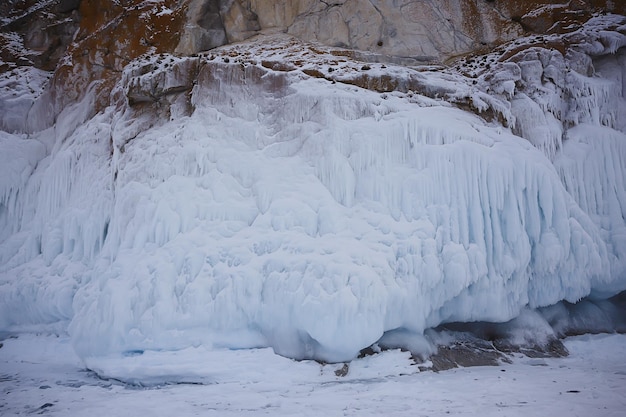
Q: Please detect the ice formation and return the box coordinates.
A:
[1,15,625,368]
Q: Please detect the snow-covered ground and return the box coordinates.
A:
[1,332,625,416]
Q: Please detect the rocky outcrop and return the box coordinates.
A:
[220,0,626,63]
[0,0,81,72]
[175,0,229,54]
[2,0,194,132]
[2,0,625,134]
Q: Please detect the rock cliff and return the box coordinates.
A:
[2,0,625,133]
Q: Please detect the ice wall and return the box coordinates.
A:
[1,16,625,367]
[68,61,616,362]
[555,124,626,296]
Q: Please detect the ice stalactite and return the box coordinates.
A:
[555,124,626,295]
[0,131,47,243]
[0,111,114,329]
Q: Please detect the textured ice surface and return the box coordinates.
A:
[1,15,625,368]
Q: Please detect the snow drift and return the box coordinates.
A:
[1,15,626,369]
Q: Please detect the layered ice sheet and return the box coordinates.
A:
[1,16,626,368]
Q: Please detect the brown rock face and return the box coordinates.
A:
[54,0,187,111]
[14,0,193,130]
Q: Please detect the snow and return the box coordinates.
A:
[1,332,625,416]
[0,12,625,375]
[0,65,51,132]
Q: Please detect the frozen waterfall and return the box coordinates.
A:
[1,16,625,371]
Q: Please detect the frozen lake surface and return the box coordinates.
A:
[1,332,625,416]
